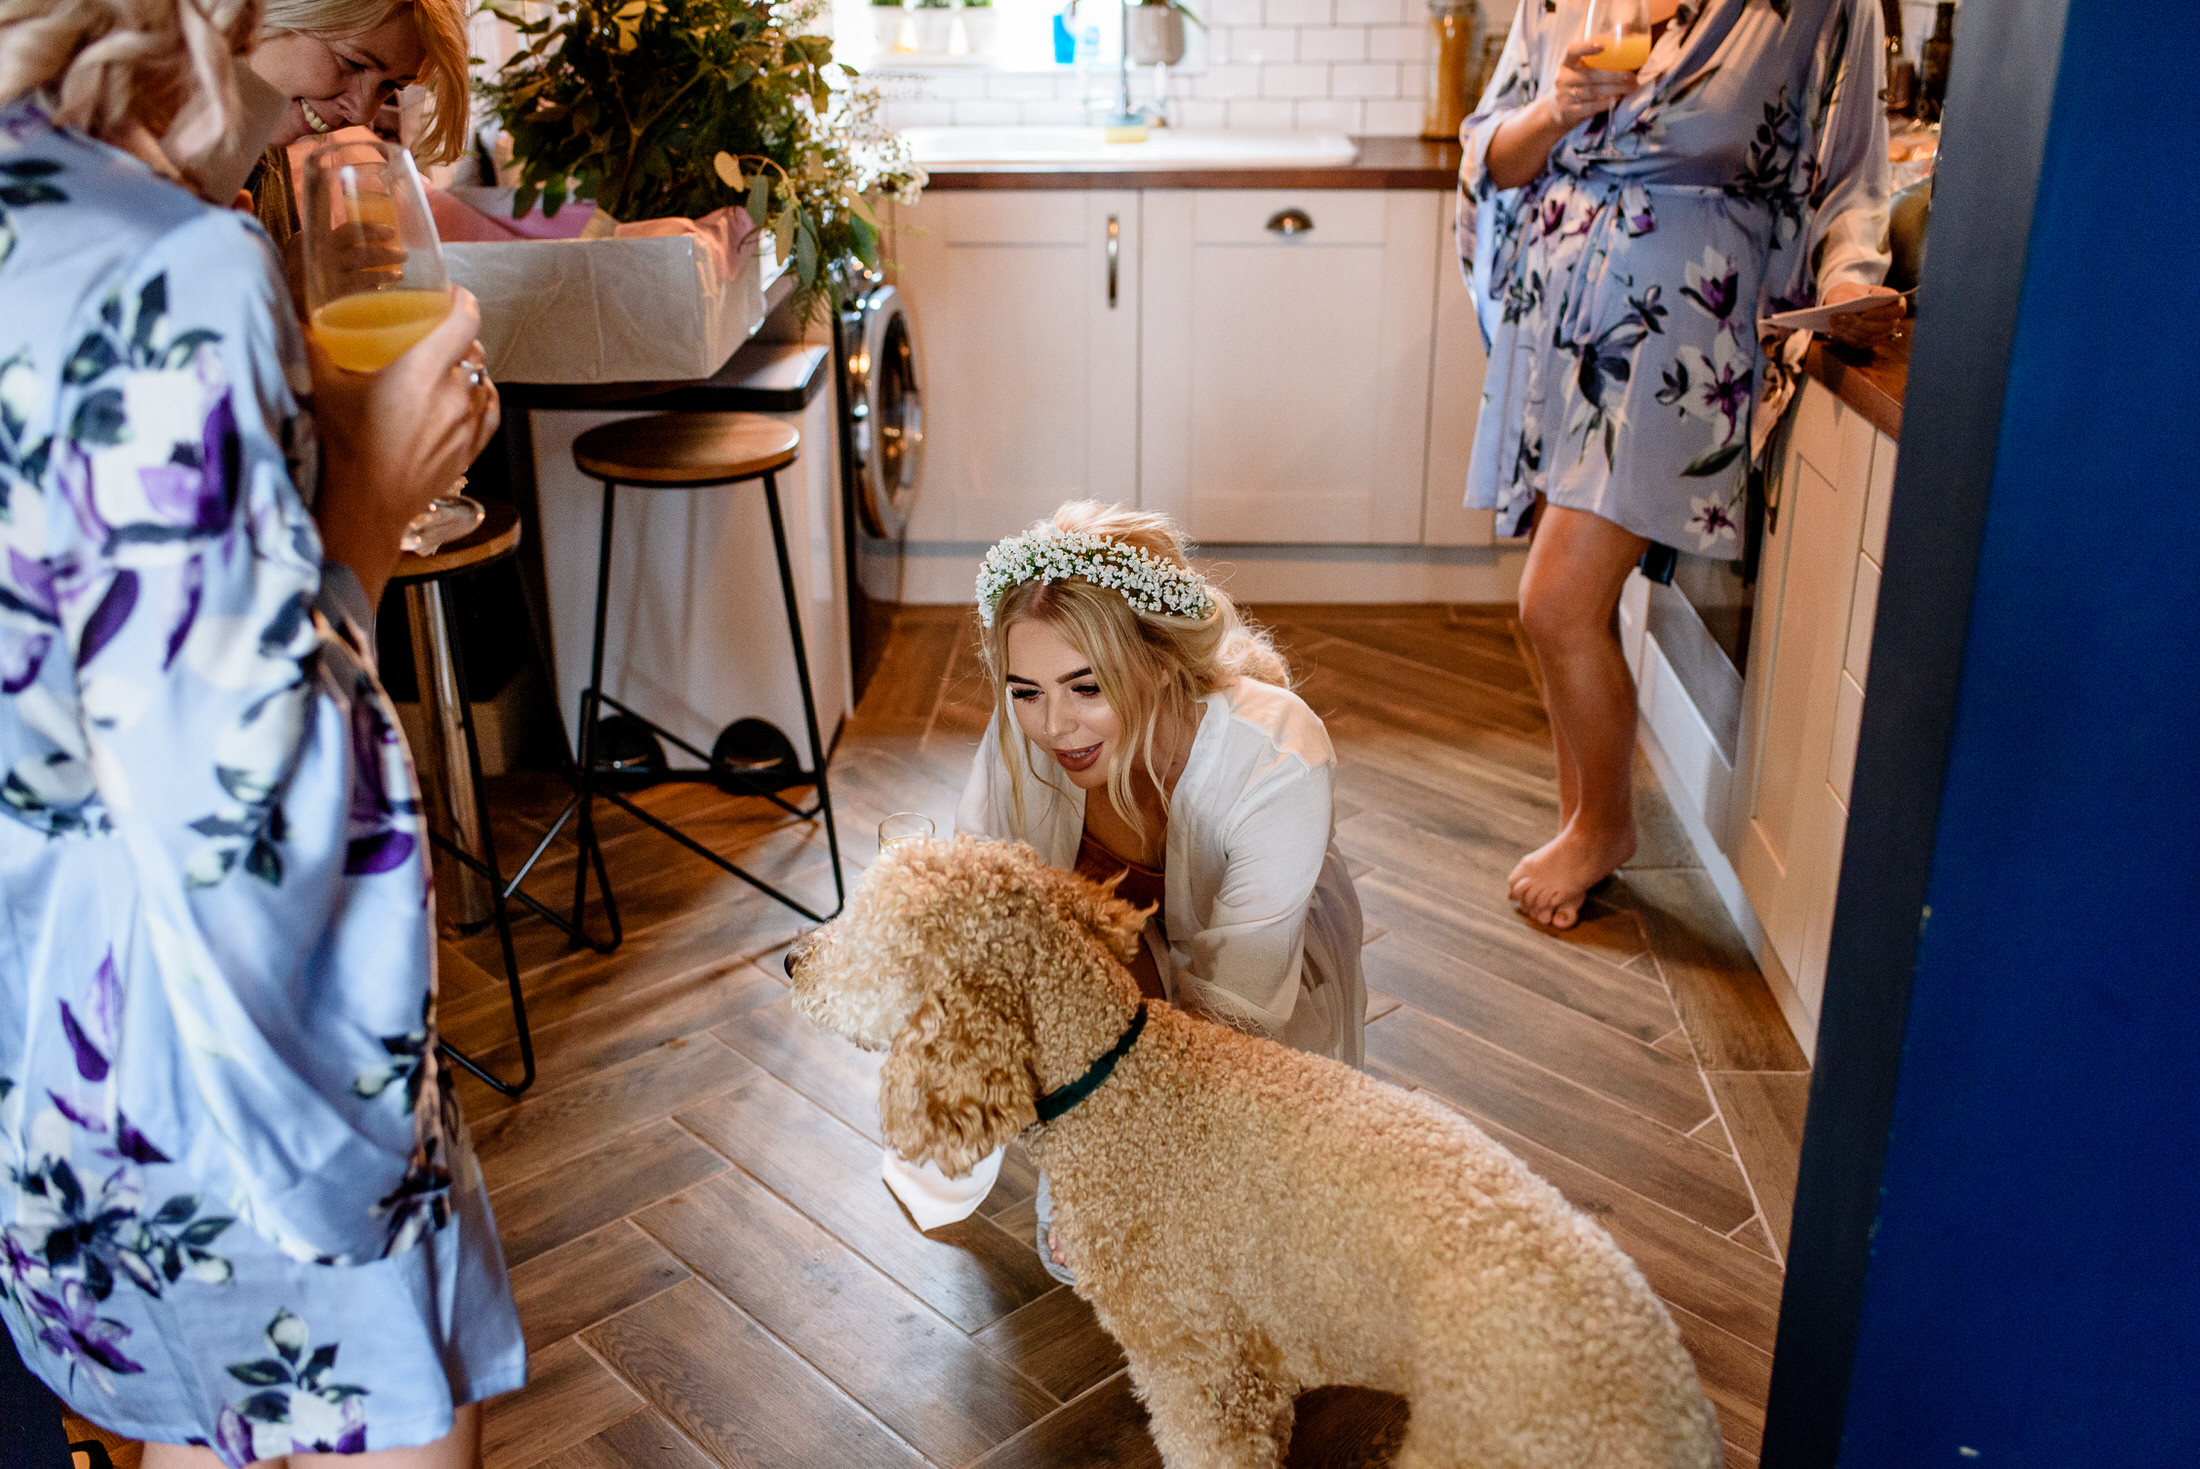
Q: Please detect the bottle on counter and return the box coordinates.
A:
[1421,0,1483,142]
[1880,0,1915,115]
[1919,1,1955,122]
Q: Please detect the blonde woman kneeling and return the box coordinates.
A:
[881,504,1366,1256]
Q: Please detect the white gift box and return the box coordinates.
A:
[443,200,777,385]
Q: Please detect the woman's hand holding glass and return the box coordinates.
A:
[300,138,488,587]
[308,287,498,607]
[1548,38,1643,128]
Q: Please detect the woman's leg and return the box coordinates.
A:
[141,1404,482,1469]
[1511,503,1650,929]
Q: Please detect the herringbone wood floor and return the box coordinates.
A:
[69,604,1805,1469]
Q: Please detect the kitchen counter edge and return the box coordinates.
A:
[1803,333,1908,441]
[917,135,1464,192]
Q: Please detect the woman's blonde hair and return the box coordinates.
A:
[257,0,469,163]
[0,0,258,155]
[981,501,1289,847]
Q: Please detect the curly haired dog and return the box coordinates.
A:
[787,837,1721,1469]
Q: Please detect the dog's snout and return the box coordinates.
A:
[783,932,814,980]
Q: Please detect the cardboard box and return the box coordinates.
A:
[445,228,772,385]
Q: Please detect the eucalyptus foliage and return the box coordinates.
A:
[482,0,924,316]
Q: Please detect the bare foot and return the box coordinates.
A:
[1509,824,1635,929]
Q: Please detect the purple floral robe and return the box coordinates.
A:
[1457,0,1891,553]
[0,100,522,1461]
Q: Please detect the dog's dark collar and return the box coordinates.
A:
[1034,1002,1148,1123]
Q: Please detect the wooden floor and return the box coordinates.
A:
[70,604,1808,1469]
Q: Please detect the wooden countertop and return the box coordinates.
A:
[1804,330,1909,441]
[919,135,1465,191]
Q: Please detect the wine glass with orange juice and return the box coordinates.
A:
[301,139,485,557]
[1580,0,1652,73]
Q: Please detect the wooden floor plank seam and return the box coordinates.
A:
[1369,994,1730,1158]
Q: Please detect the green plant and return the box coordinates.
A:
[483,0,924,318]
[866,0,901,8]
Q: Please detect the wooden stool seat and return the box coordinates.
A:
[571,413,800,487]
[388,499,522,583]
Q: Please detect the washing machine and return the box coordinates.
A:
[835,273,923,703]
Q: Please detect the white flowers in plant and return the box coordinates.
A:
[976,527,1215,628]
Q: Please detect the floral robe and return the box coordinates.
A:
[0,100,522,1460]
[1457,0,1891,553]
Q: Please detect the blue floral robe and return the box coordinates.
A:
[0,100,522,1460]
[1457,0,1890,553]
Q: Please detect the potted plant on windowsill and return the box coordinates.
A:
[1127,0,1199,66]
[958,0,996,58]
[869,0,910,57]
[911,0,955,54]
[482,0,924,320]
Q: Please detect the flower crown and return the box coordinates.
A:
[975,527,1217,628]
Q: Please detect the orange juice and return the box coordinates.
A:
[1582,32,1651,70]
[310,289,450,372]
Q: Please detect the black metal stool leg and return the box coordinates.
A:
[571,477,622,942]
[431,576,537,1097]
[761,470,846,917]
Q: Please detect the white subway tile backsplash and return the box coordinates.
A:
[1334,0,1407,25]
[951,98,1025,125]
[1298,26,1369,62]
[1264,0,1334,24]
[1196,62,1265,97]
[1209,0,1265,21]
[1366,22,1427,61]
[1261,63,1332,97]
[985,71,1064,99]
[882,99,954,129]
[1296,98,1366,131]
[914,70,992,100]
[1227,98,1298,128]
[1329,61,1403,97]
[1174,98,1232,128]
[1020,98,1094,125]
[1362,96,1427,135]
[1224,26,1299,62]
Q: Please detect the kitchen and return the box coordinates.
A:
[8,0,2190,1465]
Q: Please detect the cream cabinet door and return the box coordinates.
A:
[1141,190,1439,545]
[1731,380,1881,1021]
[889,190,1141,542]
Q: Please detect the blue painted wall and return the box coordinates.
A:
[1834,3,2200,1463]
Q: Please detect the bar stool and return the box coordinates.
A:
[567,413,846,924]
[389,500,619,1097]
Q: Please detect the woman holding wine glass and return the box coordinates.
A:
[0,0,520,1464]
[1456,0,1902,928]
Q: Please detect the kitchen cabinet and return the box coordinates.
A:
[888,187,1486,548]
[890,190,1141,542]
[1730,378,1897,1028]
[1141,191,1439,545]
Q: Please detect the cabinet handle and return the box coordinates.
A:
[1265,207,1314,237]
[1107,213,1120,309]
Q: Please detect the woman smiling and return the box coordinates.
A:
[252,0,467,157]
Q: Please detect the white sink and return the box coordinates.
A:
[901,127,1359,170]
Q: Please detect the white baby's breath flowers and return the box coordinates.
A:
[976,528,1216,628]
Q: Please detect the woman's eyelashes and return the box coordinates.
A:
[1008,683,1104,702]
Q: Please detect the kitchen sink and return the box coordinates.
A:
[899,127,1359,170]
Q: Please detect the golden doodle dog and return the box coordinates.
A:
[787,836,1720,1469]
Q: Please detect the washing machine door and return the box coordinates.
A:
[846,284,922,540]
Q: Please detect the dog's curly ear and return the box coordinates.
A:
[878,969,1037,1177]
[1049,864,1150,968]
